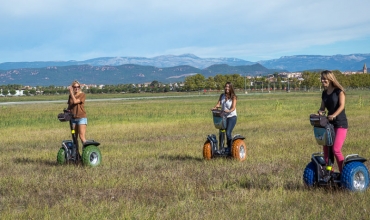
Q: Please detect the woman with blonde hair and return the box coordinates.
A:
[67,80,88,145]
[318,70,348,172]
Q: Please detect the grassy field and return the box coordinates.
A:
[1,90,370,219]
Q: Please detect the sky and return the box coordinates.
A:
[1,0,370,63]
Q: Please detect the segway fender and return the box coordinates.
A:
[83,140,100,147]
[232,134,245,141]
[344,154,367,164]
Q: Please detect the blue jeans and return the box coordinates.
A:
[226,116,237,148]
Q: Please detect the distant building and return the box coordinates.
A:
[342,63,368,75]
[364,63,367,74]
[278,72,302,79]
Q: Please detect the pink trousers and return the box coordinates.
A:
[323,127,347,172]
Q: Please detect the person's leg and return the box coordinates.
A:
[226,116,237,148]
[333,128,347,172]
[76,118,88,144]
[78,124,87,143]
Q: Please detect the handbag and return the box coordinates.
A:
[309,114,328,127]
[58,111,72,122]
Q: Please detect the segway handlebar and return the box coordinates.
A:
[211,109,225,118]
[57,109,74,122]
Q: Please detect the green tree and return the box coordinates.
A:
[205,77,216,90]
[214,74,227,90]
[277,76,282,90]
[301,71,320,89]
[1,89,7,96]
[43,89,51,95]
[184,74,205,91]
[29,89,36,96]
[9,89,16,96]
[229,74,244,89]
[150,81,159,88]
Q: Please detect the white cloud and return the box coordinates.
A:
[1,0,370,62]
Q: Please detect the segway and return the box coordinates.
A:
[303,113,369,191]
[203,109,247,161]
[57,109,102,167]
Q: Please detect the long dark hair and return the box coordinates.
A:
[225,82,237,100]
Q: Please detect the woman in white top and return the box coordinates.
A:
[211,82,238,152]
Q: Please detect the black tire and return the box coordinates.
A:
[341,162,369,192]
[57,148,67,165]
[231,139,246,161]
[82,145,102,167]
[303,162,317,187]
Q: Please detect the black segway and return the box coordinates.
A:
[303,113,369,191]
[203,109,247,161]
[57,109,102,167]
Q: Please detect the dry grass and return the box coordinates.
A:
[1,91,370,219]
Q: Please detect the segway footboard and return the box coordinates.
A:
[206,134,221,158]
[310,152,341,186]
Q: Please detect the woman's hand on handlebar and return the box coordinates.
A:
[328,115,336,121]
[317,110,325,116]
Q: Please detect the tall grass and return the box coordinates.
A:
[0,91,370,219]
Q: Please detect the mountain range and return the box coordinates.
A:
[0,53,368,86]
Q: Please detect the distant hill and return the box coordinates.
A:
[0,63,281,86]
[1,53,369,72]
[0,53,369,86]
[258,54,370,71]
[0,54,255,71]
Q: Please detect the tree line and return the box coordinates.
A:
[1,70,370,96]
[183,70,370,91]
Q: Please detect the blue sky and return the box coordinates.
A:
[1,0,370,63]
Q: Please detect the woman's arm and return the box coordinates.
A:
[318,100,325,115]
[69,87,82,104]
[211,94,223,110]
[212,100,221,110]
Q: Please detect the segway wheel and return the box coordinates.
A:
[303,162,317,187]
[203,141,212,160]
[341,162,369,192]
[231,139,246,161]
[57,148,67,165]
[82,145,102,167]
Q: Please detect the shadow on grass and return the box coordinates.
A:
[159,154,204,162]
[239,177,345,192]
[13,157,59,166]
[238,176,307,191]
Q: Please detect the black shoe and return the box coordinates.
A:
[224,147,231,154]
[333,173,341,180]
